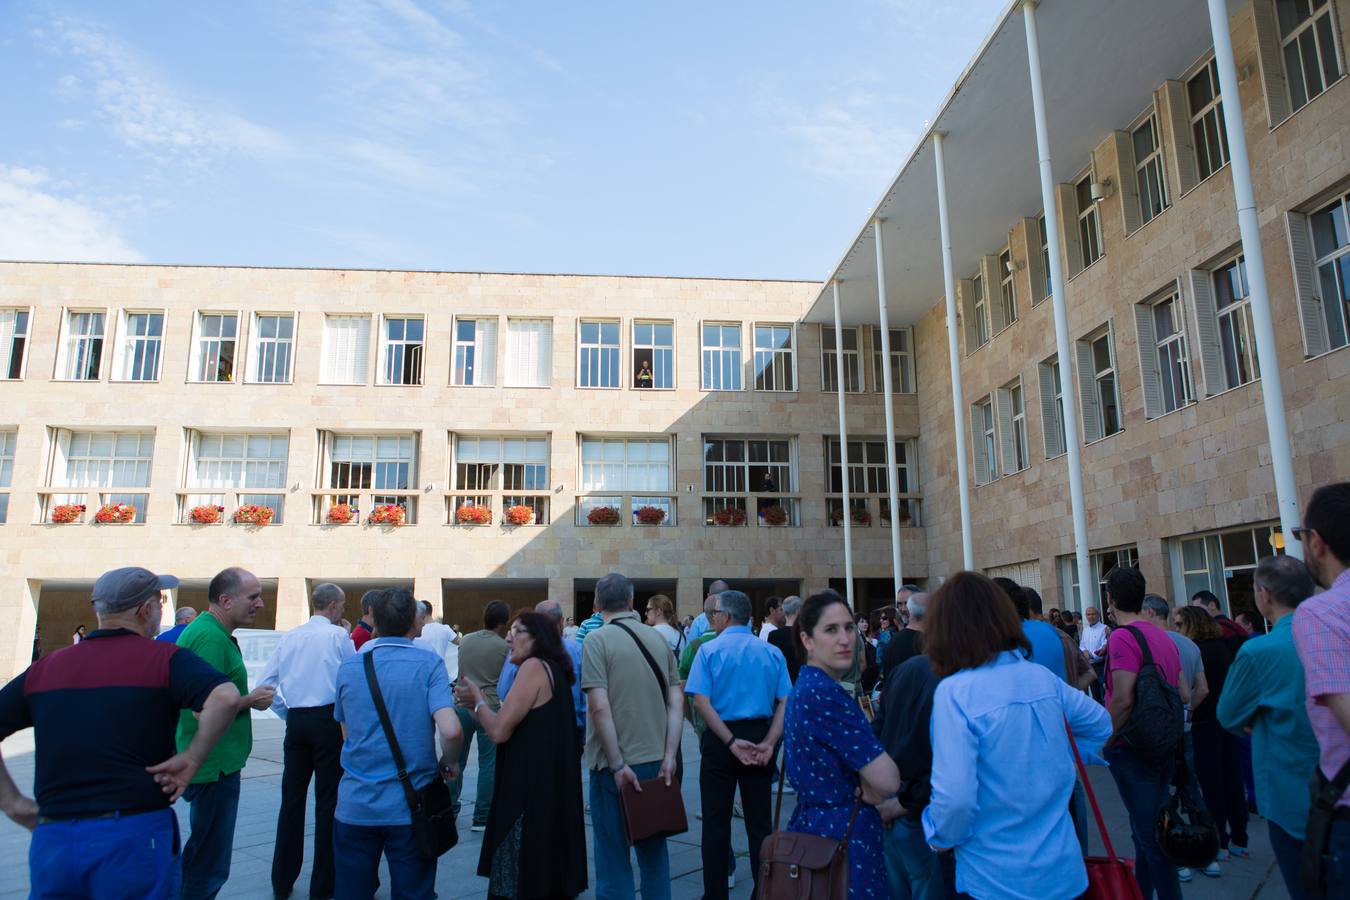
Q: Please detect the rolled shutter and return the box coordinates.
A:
[995,388,1016,475]
[1075,339,1102,444]
[1286,212,1330,357]
[1024,217,1048,304]
[1134,303,1163,419]
[1112,131,1142,237]
[1188,269,1224,395]
[1038,362,1064,458]
[971,405,990,485]
[959,278,979,353]
[982,255,1006,332]
[535,320,553,386]
[352,317,370,383]
[1251,0,1291,126]
[1158,81,1199,196]
[1055,184,1083,279]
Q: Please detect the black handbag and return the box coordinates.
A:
[363,650,459,860]
[1300,757,1350,895]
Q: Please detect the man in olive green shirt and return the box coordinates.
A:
[448,599,510,830]
[176,567,273,900]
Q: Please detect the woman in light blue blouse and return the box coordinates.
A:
[919,572,1112,900]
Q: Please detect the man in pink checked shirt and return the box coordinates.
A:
[1291,481,1350,898]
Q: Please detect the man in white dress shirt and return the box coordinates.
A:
[413,599,460,682]
[1078,605,1109,702]
[258,583,355,900]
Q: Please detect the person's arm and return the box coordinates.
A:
[256,641,288,718]
[661,683,684,786]
[147,681,243,800]
[1216,650,1259,736]
[463,658,545,744]
[1325,692,1350,740]
[1107,669,1135,736]
[433,706,462,781]
[0,753,36,830]
[691,693,759,766]
[587,687,641,791]
[1176,664,1192,707]
[1062,679,1113,746]
[1189,670,1209,713]
[753,697,787,764]
[921,685,976,849]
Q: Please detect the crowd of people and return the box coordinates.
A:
[0,480,1346,900]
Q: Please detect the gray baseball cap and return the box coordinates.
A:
[91,567,180,613]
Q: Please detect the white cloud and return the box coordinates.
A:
[0,165,143,263]
[778,92,918,191]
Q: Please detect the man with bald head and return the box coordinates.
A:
[156,605,198,644]
[1079,605,1109,703]
[688,580,730,644]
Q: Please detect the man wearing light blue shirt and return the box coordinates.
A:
[686,589,791,900]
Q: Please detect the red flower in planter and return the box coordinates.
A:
[234,504,276,526]
[505,505,535,526]
[586,505,621,526]
[456,504,492,525]
[94,503,137,524]
[761,504,788,526]
[51,504,86,524]
[713,506,747,526]
[190,505,225,524]
[325,504,355,525]
[634,505,666,526]
[367,504,406,526]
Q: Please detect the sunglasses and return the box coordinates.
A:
[1290,527,1314,542]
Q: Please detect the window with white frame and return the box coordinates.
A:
[321,315,372,385]
[1133,114,1170,226]
[1,309,30,380]
[58,311,105,381]
[190,313,238,383]
[1214,256,1260,389]
[701,323,742,390]
[1076,328,1121,441]
[1136,291,1194,418]
[703,436,795,525]
[870,327,915,394]
[1060,545,1140,609]
[248,314,295,384]
[754,324,794,391]
[632,320,673,389]
[380,316,424,386]
[115,311,164,382]
[1037,215,1052,302]
[972,396,999,485]
[1038,357,1067,459]
[0,430,14,524]
[998,249,1017,328]
[578,320,621,388]
[1188,58,1230,181]
[453,317,498,386]
[1170,524,1286,619]
[1277,0,1343,113]
[1076,175,1103,270]
[996,380,1030,474]
[580,436,672,492]
[453,435,550,522]
[821,326,862,393]
[825,437,917,527]
[1306,192,1350,352]
[970,274,990,349]
[188,432,289,523]
[51,430,154,521]
[504,318,552,387]
[325,433,417,521]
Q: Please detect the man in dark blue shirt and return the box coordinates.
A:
[155,605,198,643]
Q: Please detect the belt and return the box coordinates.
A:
[37,806,165,825]
[289,703,336,712]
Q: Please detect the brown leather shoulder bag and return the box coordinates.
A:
[756,756,859,900]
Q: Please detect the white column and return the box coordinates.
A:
[831,280,856,608]
[1022,0,1094,608]
[1205,0,1303,557]
[932,133,975,570]
[873,218,906,596]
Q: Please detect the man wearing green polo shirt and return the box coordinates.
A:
[177,567,275,900]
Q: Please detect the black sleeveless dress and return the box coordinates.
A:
[478,658,587,899]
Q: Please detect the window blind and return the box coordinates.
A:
[323,316,371,384]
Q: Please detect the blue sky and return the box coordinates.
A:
[0,1,1008,280]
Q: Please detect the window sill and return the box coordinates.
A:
[1269,74,1347,133]
[110,378,162,384]
[700,387,746,393]
[577,385,623,391]
[244,380,295,386]
[1176,162,1230,200]
[450,382,496,388]
[1125,203,1173,239]
[1142,399,1197,423]
[1202,377,1260,401]
[502,384,551,390]
[374,382,426,388]
[1303,341,1350,362]
[1083,428,1124,447]
[753,388,799,394]
[1067,254,1105,284]
[317,380,371,387]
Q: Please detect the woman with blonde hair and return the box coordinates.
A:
[644,594,685,656]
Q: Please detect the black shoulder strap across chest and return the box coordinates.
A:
[609,619,668,703]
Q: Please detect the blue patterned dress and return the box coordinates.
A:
[783,664,888,900]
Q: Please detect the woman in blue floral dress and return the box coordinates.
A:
[783,590,900,900]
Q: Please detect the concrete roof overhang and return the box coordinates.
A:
[802,0,1246,327]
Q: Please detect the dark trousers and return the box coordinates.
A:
[182,770,242,900]
[1088,662,1106,703]
[1268,820,1316,900]
[700,718,773,900]
[1104,746,1181,900]
[273,705,343,898]
[1191,720,1248,849]
[332,820,436,900]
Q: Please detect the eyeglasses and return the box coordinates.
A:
[1291,527,1314,542]
[711,609,726,617]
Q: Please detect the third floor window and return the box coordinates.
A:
[1132,114,1170,225]
[632,320,673,389]
[381,316,424,386]
[1,309,30,380]
[1188,58,1230,181]
[116,311,164,382]
[702,323,742,391]
[870,327,915,394]
[248,314,295,384]
[578,320,620,388]
[753,324,795,391]
[453,317,497,386]
[1076,175,1103,270]
[821,326,862,393]
[58,310,104,381]
[321,315,371,385]
[191,313,238,383]
[1278,0,1342,113]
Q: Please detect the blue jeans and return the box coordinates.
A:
[181,770,241,900]
[332,819,436,900]
[1326,817,1350,900]
[1104,746,1181,900]
[30,808,180,899]
[884,815,942,899]
[1267,820,1315,900]
[449,705,496,825]
[590,763,671,900]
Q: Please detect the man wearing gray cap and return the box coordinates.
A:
[0,566,242,898]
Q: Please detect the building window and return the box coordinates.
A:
[1278,0,1343,113]
[703,436,796,525]
[0,430,14,524]
[972,396,999,485]
[504,318,552,388]
[191,313,238,383]
[1306,194,1350,352]
[114,312,164,382]
[971,274,989,349]
[51,430,154,522]
[1038,357,1067,459]
[1188,58,1230,181]
[996,380,1030,474]
[325,433,417,522]
[701,323,742,391]
[1076,175,1103,270]
[998,249,1017,328]
[453,317,498,386]
[1133,114,1170,225]
[380,316,424,386]
[1170,523,1286,619]
[1037,215,1052,302]
[753,324,795,391]
[248,314,295,384]
[578,435,673,525]
[188,432,288,524]
[1061,546,1140,609]
[578,320,621,389]
[825,438,917,527]
[453,435,550,524]
[321,315,372,385]
[1137,291,1194,418]
[821,326,862,393]
[58,311,105,381]
[1214,256,1260,389]
[1,309,30,380]
[870,326,915,394]
[1077,328,1121,442]
[632,320,674,389]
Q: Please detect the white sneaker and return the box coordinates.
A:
[728,872,736,889]
[1217,848,1231,861]
[1202,862,1221,877]
[1177,867,1193,883]
[471,823,486,833]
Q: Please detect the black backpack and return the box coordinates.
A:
[1111,625,1184,764]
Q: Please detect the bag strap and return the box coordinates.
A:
[1065,717,1120,864]
[610,619,669,703]
[1315,756,1350,806]
[363,650,422,816]
[772,752,787,831]
[1124,625,1155,666]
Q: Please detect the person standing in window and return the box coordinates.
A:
[635,360,653,388]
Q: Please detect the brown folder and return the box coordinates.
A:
[618,776,689,845]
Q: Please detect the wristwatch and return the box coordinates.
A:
[474,699,486,714]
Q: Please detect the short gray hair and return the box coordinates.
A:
[535,599,564,623]
[312,583,344,612]
[906,592,929,621]
[1254,555,1316,610]
[707,579,730,596]
[1141,594,1170,620]
[782,595,803,617]
[417,600,433,617]
[719,590,751,625]
[175,606,197,624]
[595,573,634,612]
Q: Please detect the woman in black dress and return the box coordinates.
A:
[454,612,587,900]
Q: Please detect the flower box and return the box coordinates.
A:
[505,505,535,526]
[326,504,356,525]
[367,504,406,526]
[234,504,276,526]
[50,503,86,524]
[713,506,747,527]
[586,505,621,526]
[831,507,871,526]
[634,505,666,526]
[761,504,789,526]
[94,503,137,524]
[456,504,492,525]
[190,505,225,525]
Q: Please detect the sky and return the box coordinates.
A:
[0,0,1009,281]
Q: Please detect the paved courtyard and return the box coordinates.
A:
[0,720,1293,899]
